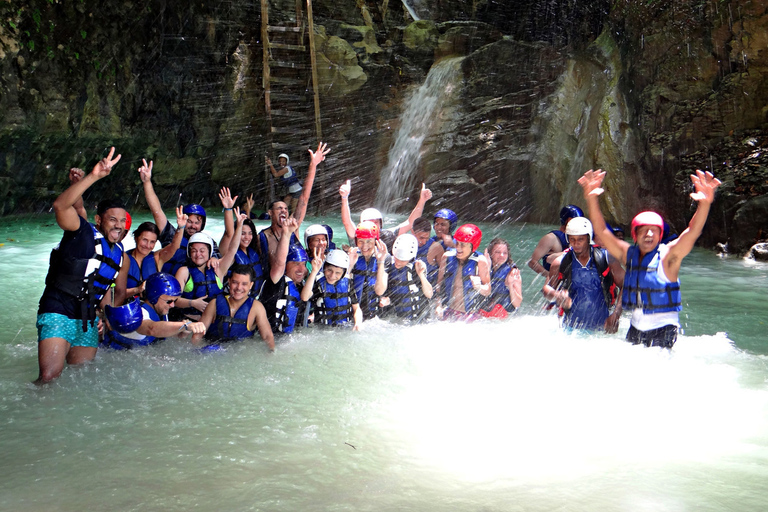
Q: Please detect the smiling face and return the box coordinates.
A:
[188,242,211,267]
[240,225,253,250]
[96,208,128,244]
[307,234,328,254]
[356,237,376,258]
[285,261,308,283]
[323,264,345,285]
[489,243,509,268]
[635,225,662,254]
[278,157,288,167]
[185,214,204,237]
[134,230,158,257]
[455,241,473,261]
[434,218,451,238]
[228,272,254,301]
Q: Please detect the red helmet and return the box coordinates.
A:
[124,211,132,233]
[355,221,380,240]
[631,211,664,242]
[454,224,482,252]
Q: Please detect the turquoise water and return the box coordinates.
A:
[1,213,767,511]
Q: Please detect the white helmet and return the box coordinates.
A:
[304,224,329,249]
[392,233,419,261]
[278,153,290,164]
[565,217,594,245]
[325,249,349,274]
[187,232,214,258]
[360,207,383,224]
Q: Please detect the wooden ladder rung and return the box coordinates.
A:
[269,43,306,51]
[267,25,302,32]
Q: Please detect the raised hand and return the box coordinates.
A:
[415,259,427,276]
[138,158,153,183]
[577,169,606,199]
[689,170,721,204]
[420,183,432,202]
[339,179,351,199]
[175,206,188,229]
[219,187,238,209]
[374,239,388,262]
[308,142,330,167]
[92,147,121,180]
[69,167,84,185]
[234,206,247,224]
[311,246,325,271]
[505,267,521,288]
[283,216,299,233]
[246,193,255,213]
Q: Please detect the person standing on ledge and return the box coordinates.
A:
[36,148,125,383]
[578,168,721,348]
[266,153,302,214]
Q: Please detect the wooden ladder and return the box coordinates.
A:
[261,0,322,162]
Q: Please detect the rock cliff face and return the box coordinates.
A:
[0,1,766,252]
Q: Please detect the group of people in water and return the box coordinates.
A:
[34,142,722,383]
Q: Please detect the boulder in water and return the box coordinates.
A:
[748,242,768,261]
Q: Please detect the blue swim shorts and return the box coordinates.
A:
[36,313,99,348]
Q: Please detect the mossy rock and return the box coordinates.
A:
[403,20,439,51]
[152,157,199,185]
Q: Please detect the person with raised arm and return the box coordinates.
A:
[119,206,188,299]
[259,216,308,334]
[218,187,266,296]
[578,168,721,347]
[339,181,433,245]
[173,208,245,321]
[258,142,330,272]
[35,148,125,383]
[527,205,585,277]
[138,159,220,275]
[266,153,303,214]
[193,264,275,350]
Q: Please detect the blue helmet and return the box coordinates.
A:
[434,209,458,230]
[104,298,144,334]
[559,205,584,226]
[286,244,309,263]
[145,272,182,305]
[183,204,207,229]
[322,224,337,250]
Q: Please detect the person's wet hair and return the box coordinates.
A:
[96,198,126,216]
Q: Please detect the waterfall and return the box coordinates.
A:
[375,57,464,210]
[401,0,429,21]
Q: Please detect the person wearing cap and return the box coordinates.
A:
[102,273,207,350]
[193,264,275,349]
[432,208,458,250]
[138,158,221,275]
[259,216,308,334]
[174,208,246,321]
[266,153,302,214]
[578,168,722,347]
[436,224,491,321]
[258,143,330,272]
[542,218,623,331]
[338,180,433,245]
[528,205,585,277]
[301,248,362,329]
[35,148,126,383]
[375,233,433,323]
[348,221,389,320]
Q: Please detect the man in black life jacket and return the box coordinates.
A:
[542,217,624,332]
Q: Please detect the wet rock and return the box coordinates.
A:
[748,242,768,261]
[732,195,768,253]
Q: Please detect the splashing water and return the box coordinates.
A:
[375,57,464,210]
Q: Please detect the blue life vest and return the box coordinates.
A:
[431,235,455,251]
[541,230,568,271]
[127,250,159,290]
[233,247,265,296]
[353,254,380,319]
[416,238,439,286]
[622,245,682,313]
[47,223,124,330]
[208,294,255,340]
[102,302,162,350]
[311,276,355,326]
[257,229,301,278]
[267,277,302,333]
[557,249,612,329]
[280,165,300,187]
[385,261,430,322]
[162,235,189,275]
[181,267,222,317]
[484,262,517,313]
[442,251,484,313]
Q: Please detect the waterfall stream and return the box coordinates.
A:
[375,57,464,209]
